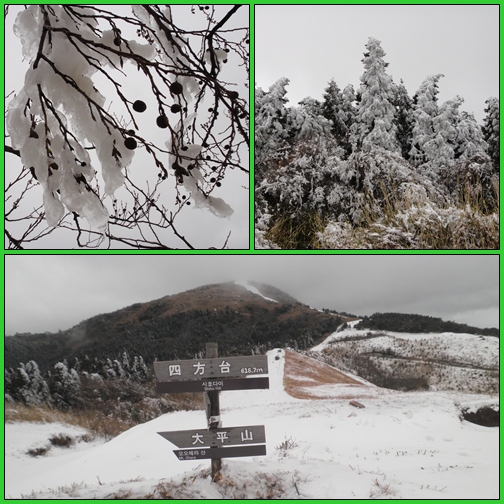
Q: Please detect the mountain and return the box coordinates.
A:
[5,282,345,371]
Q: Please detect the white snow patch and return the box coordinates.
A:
[234,281,279,303]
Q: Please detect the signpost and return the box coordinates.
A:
[154,343,268,481]
[158,425,266,447]
[173,445,267,461]
[155,376,269,394]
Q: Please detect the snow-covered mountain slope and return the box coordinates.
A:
[5,349,498,499]
[310,323,499,394]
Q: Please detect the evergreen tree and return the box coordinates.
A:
[352,38,400,153]
[322,79,347,139]
[391,80,414,159]
[456,111,488,159]
[255,78,291,165]
[409,74,444,165]
[422,96,463,168]
[482,97,499,172]
[50,361,80,408]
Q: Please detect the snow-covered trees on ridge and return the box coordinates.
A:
[5,5,249,249]
[255,37,499,250]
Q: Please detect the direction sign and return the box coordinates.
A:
[155,376,269,394]
[158,425,266,448]
[154,355,268,382]
[174,444,267,461]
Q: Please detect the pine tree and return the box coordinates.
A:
[255,79,290,148]
[50,361,80,408]
[482,97,499,172]
[322,79,347,139]
[456,111,488,159]
[391,80,414,159]
[422,96,463,168]
[409,74,444,165]
[352,38,400,153]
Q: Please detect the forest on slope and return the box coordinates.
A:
[255,37,499,250]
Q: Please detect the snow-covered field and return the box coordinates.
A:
[5,349,498,499]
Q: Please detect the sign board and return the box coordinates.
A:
[158,425,266,448]
[154,355,268,382]
[156,376,269,394]
[174,444,267,461]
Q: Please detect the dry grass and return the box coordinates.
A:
[265,210,326,249]
[6,403,135,438]
[6,396,202,439]
[283,350,368,400]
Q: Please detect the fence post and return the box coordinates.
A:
[205,342,222,481]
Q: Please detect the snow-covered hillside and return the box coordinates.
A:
[311,323,499,395]
[5,348,498,499]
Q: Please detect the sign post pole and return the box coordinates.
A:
[154,345,268,481]
[205,342,222,480]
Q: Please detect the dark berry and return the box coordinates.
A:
[170,82,183,95]
[216,182,221,187]
[210,177,216,183]
[170,103,182,113]
[113,37,121,46]
[127,129,135,135]
[124,137,137,150]
[156,115,169,128]
[133,100,147,112]
[186,201,191,205]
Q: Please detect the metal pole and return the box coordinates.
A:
[205,342,222,481]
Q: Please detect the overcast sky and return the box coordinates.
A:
[5,254,499,335]
[255,4,498,123]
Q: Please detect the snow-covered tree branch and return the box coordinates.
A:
[5,5,249,249]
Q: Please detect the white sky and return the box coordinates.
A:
[255,4,499,122]
[5,5,250,249]
[5,254,499,334]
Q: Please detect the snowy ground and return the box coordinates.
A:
[5,349,499,499]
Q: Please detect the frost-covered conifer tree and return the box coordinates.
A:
[5,5,249,249]
[50,361,80,407]
[482,97,500,172]
[11,361,51,405]
[456,111,488,159]
[322,79,346,138]
[409,74,443,165]
[352,38,400,153]
[422,96,463,168]
[391,80,414,160]
[254,78,291,179]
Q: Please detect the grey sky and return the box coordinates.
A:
[255,4,498,122]
[5,255,499,335]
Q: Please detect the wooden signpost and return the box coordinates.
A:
[154,343,268,481]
